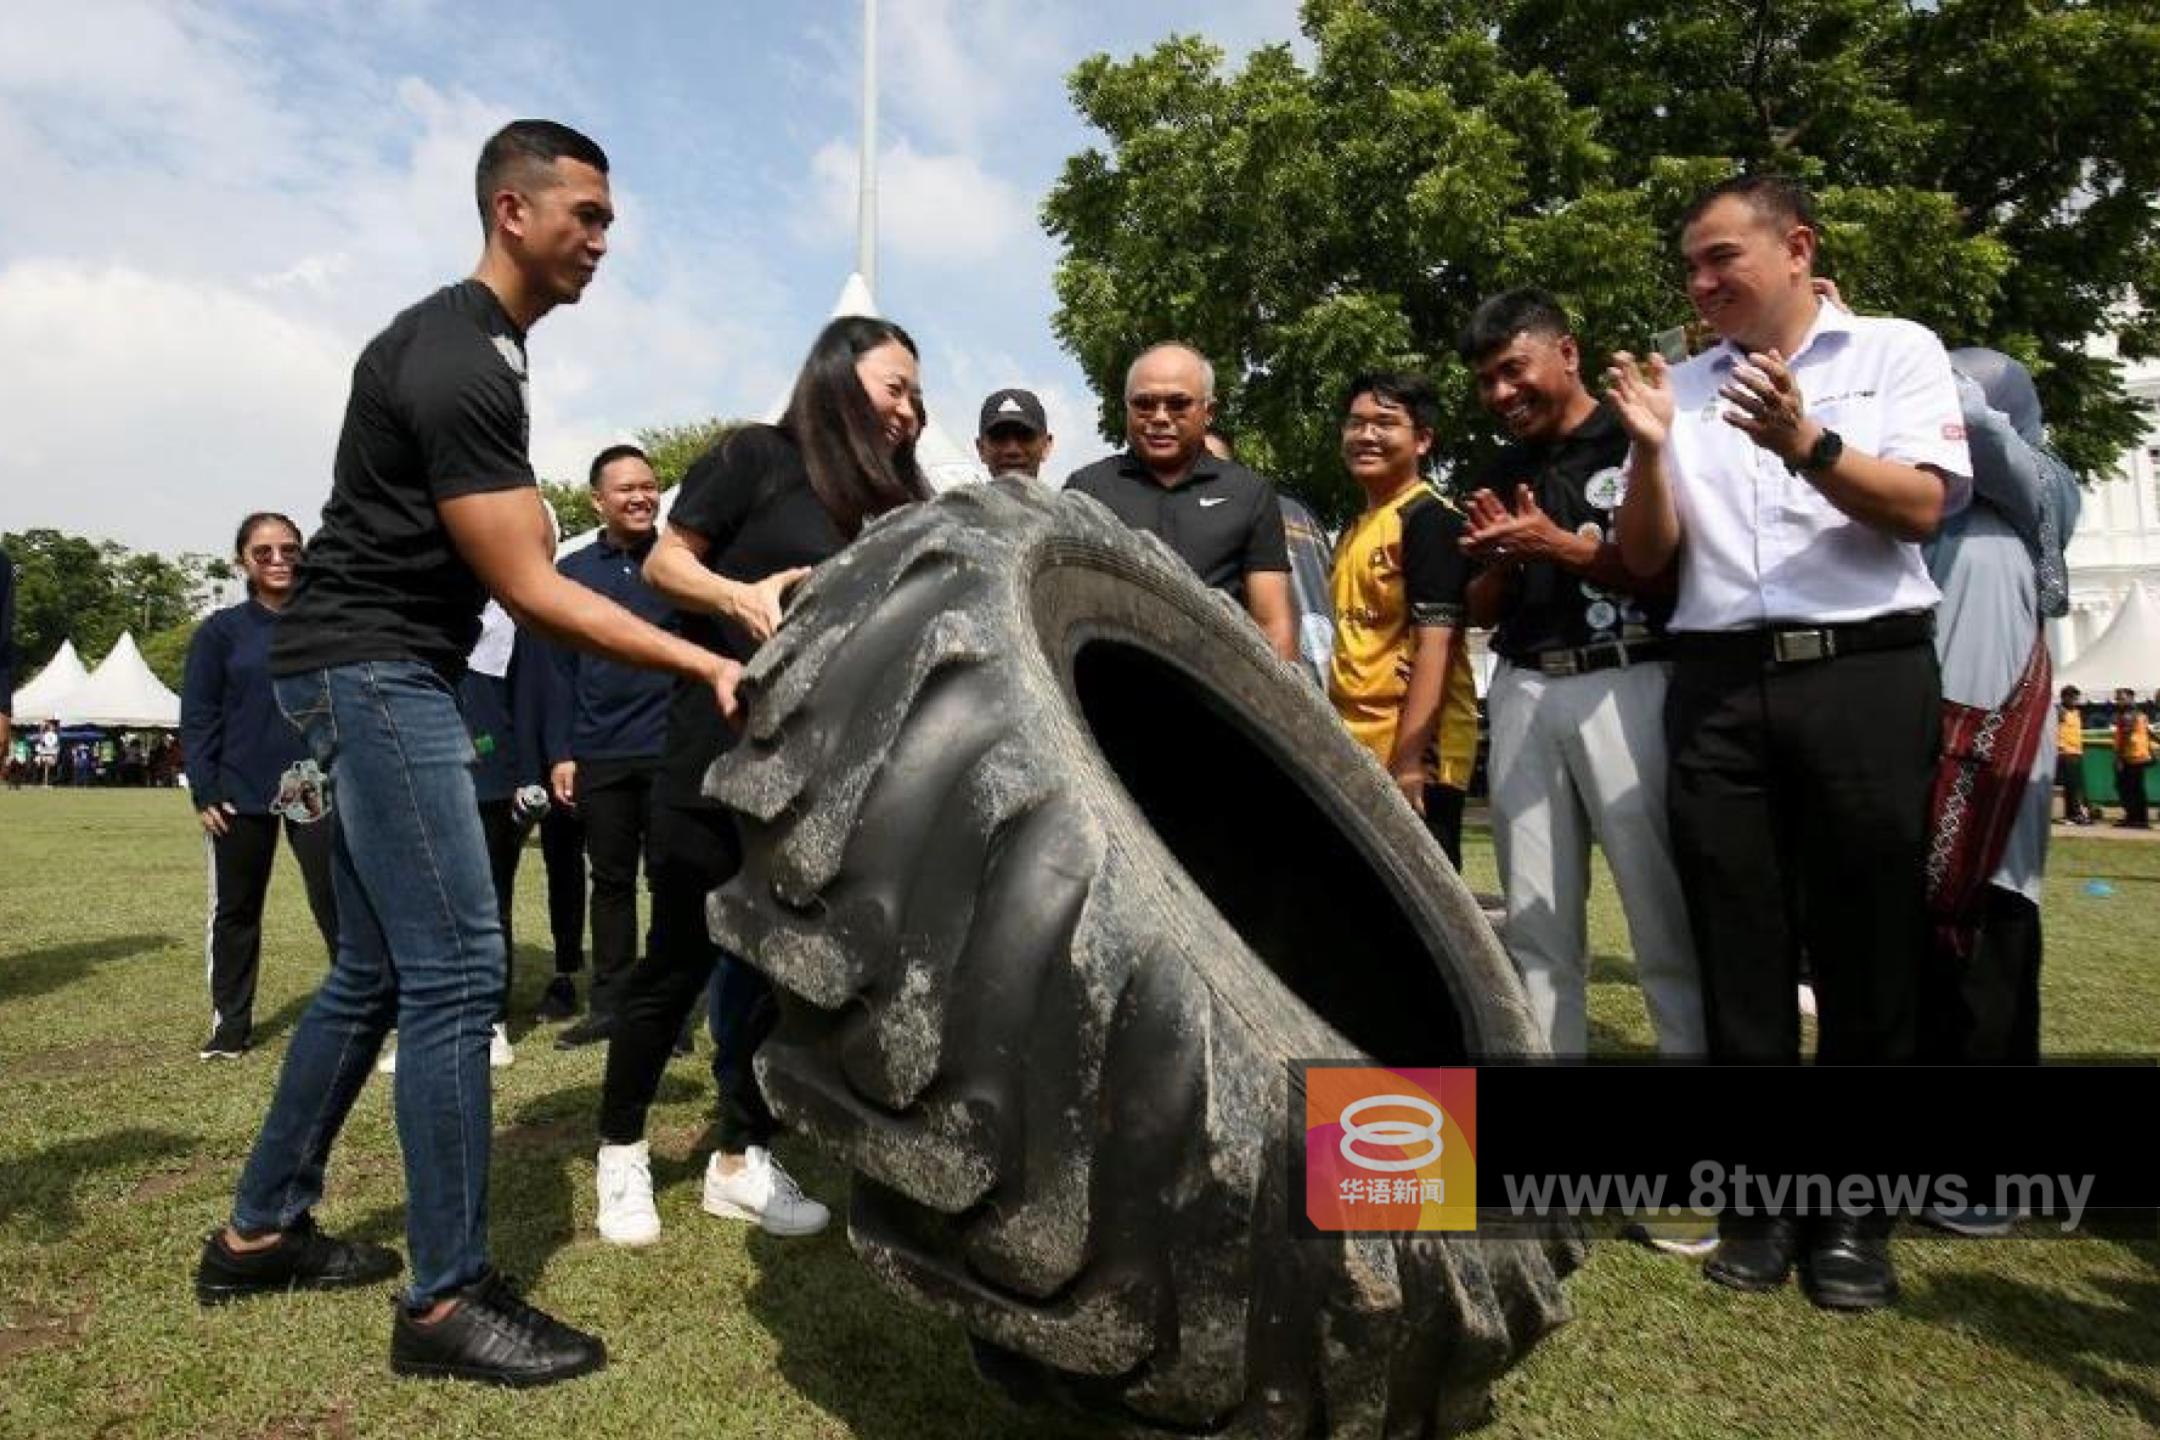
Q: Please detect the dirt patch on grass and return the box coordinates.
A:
[7,1042,161,1082]
[256,1400,355,1440]
[0,1302,88,1365]
[129,1153,227,1204]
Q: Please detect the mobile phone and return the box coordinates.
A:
[1652,326,1692,364]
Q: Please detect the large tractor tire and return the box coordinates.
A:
[707,479,1581,1437]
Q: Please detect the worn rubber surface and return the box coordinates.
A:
[708,478,1581,1437]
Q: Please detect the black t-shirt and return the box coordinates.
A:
[658,425,844,807]
[1063,450,1291,600]
[1474,404,1674,661]
[272,280,536,678]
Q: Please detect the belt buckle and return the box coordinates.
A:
[1771,629,1830,664]
[1541,651,1579,677]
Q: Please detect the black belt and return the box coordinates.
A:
[1520,638,1672,678]
[1669,610,1934,667]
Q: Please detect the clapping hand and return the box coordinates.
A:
[1460,485,1568,566]
[1606,352,1675,450]
[1717,349,1815,466]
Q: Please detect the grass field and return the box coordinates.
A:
[0,789,2155,1438]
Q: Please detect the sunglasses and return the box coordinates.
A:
[248,544,302,563]
[1127,393,1199,417]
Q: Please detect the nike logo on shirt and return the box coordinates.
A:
[1199,496,1228,507]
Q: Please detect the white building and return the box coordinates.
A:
[2055,341,2160,666]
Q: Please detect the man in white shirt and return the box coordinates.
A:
[1610,174,1971,1312]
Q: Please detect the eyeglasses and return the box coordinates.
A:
[1127,393,1199,417]
[1341,416,1411,438]
[248,544,302,563]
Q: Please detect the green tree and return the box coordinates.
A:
[4,530,230,678]
[1046,0,2159,521]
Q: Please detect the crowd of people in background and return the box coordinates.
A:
[0,115,2101,1390]
[4,723,181,788]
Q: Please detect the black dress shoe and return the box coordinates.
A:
[1703,1214,1801,1292]
[534,976,578,1023]
[1800,1214,1899,1311]
[390,1270,606,1388]
[194,1214,403,1304]
[554,1015,613,1050]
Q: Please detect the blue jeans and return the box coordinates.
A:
[229,661,504,1305]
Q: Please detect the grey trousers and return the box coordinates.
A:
[1487,659,1705,1057]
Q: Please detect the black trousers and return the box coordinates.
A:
[598,801,775,1153]
[205,812,338,1037]
[540,806,587,972]
[2056,754,2088,821]
[2119,761,2152,827]
[1920,887,2041,1064]
[478,799,525,1024]
[1666,640,1939,1064]
[1423,783,1466,871]
[579,765,657,1020]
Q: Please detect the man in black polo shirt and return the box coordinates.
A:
[1456,290,1704,1064]
[1065,342,1296,660]
[552,443,675,1048]
[193,120,742,1387]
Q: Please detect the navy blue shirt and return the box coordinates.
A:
[556,531,675,764]
[0,543,15,717]
[460,629,561,804]
[181,600,311,812]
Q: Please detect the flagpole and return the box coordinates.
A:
[857,0,878,296]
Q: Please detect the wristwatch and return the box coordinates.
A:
[1797,426,1844,475]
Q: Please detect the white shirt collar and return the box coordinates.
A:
[1708,295,1853,370]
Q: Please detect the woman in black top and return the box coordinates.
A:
[594,316,929,1243]
[181,513,340,1058]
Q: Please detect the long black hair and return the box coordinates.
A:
[778,316,930,537]
[233,512,303,596]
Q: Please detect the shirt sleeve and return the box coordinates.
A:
[178,615,230,808]
[669,430,769,551]
[1875,321,1972,482]
[1404,500,1470,628]
[401,328,536,501]
[1242,483,1292,574]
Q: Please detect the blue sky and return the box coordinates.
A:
[0,0,1305,555]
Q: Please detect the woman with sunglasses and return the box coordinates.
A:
[182,513,340,1059]
[592,315,929,1244]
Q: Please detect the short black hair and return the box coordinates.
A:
[476,120,610,231]
[1457,288,1574,364]
[1681,173,1817,237]
[1341,371,1440,434]
[588,442,650,488]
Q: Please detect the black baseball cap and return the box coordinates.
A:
[978,388,1048,437]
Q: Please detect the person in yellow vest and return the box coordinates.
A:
[1327,371,1478,867]
[2057,685,2091,824]
[2114,686,2152,829]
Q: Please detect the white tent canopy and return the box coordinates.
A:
[558,272,985,562]
[2057,581,2160,696]
[54,632,181,728]
[11,640,90,722]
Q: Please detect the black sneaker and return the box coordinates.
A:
[198,1023,251,1060]
[534,976,579,1023]
[390,1270,606,1388]
[194,1215,403,1304]
[554,1015,613,1050]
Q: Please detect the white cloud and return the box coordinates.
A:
[0,261,353,546]
[801,137,1031,266]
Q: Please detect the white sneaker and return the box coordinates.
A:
[1797,983,1819,1020]
[702,1146,829,1237]
[595,1141,662,1246]
[490,1023,514,1069]
[376,1037,396,1075]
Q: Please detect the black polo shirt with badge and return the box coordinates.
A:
[272,279,537,679]
[1473,403,1674,664]
[1063,450,1291,601]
